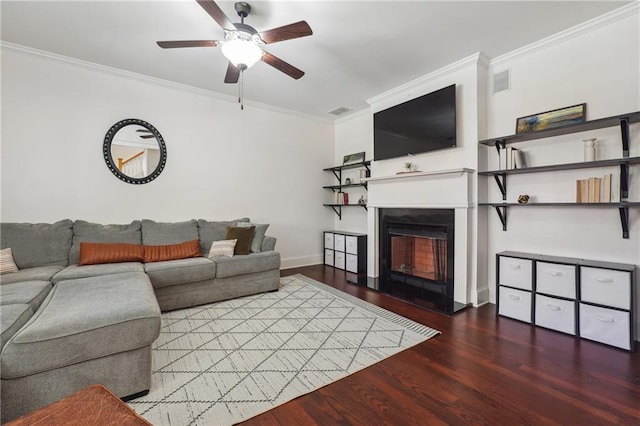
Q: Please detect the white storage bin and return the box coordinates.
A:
[324,233,334,249]
[499,257,533,290]
[536,262,576,299]
[346,254,358,273]
[498,287,532,323]
[345,236,358,254]
[334,251,346,270]
[334,234,346,252]
[580,267,631,310]
[535,294,575,335]
[580,303,631,350]
[324,249,334,266]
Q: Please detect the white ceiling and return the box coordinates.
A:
[1,1,630,120]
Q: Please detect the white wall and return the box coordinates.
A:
[0,46,334,268]
[483,7,640,337]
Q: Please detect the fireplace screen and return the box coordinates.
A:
[389,232,448,283]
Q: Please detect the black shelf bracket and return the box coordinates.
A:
[330,205,342,220]
[620,163,629,199]
[620,117,630,158]
[619,205,629,239]
[361,204,368,211]
[494,205,507,231]
[331,169,341,182]
[493,174,507,200]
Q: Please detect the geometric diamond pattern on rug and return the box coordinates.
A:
[128,274,440,425]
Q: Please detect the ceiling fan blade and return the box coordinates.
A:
[136,129,150,133]
[196,0,236,32]
[259,21,313,44]
[157,40,218,49]
[261,52,304,80]
[139,135,155,139]
[224,62,240,84]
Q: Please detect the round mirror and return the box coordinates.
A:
[103,118,167,184]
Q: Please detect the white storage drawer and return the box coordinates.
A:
[580,303,631,350]
[324,249,334,266]
[498,287,532,323]
[324,233,334,249]
[334,251,346,270]
[580,267,631,310]
[334,234,346,252]
[499,257,533,290]
[346,253,358,273]
[345,236,358,255]
[535,294,575,335]
[536,262,576,299]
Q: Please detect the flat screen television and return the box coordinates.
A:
[374,84,456,161]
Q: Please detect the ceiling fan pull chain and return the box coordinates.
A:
[240,69,244,110]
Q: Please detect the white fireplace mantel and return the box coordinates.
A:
[366,167,475,305]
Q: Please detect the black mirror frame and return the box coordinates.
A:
[103,118,167,184]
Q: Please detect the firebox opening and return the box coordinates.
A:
[389,231,448,283]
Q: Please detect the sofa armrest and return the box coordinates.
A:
[261,235,277,252]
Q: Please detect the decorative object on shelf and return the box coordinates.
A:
[517,194,530,204]
[358,195,366,205]
[396,162,419,174]
[516,103,586,134]
[583,138,597,162]
[345,177,352,185]
[343,151,365,165]
[359,169,368,181]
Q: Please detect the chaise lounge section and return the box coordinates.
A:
[0,217,281,422]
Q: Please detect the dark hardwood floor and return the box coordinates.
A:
[240,264,640,425]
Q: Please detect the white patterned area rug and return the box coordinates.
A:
[128,274,440,425]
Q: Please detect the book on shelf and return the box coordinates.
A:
[611,173,620,202]
[602,173,611,203]
[513,149,526,169]
[498,146,508,170]
[336,192,345,205]
[343,192,349,205]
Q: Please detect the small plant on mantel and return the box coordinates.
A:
[404,162,413,172]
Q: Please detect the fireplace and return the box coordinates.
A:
[372,208,466,314]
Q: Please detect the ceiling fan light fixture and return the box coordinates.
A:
[221,32,263,68]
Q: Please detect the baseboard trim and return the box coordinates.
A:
[281,255,323,270]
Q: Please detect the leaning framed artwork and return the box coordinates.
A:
[343,151,366,165]
[515,103,586,134]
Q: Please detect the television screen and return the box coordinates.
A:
[374,84,456,161]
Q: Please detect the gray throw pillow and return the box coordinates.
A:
[237,222,269,253]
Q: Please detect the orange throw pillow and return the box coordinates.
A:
[79,242,144,265]
[143,239,201,263]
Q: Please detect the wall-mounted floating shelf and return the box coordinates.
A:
[478,111,640,238]
[323,160,370,219]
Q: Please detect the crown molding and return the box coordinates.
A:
[491,1,639,67]
[366,52,483,110]
[0,41,333,124]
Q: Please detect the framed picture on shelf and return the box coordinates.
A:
[516,103,586,134]
[343,151,365,165]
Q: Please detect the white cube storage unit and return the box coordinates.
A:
[323,231,367,274]
[497,251,636,351]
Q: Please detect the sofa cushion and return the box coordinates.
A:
[0,220,73,268]
[237,222,269,253]
[143,240,201,263]
[225,226,254,255]
[79,242,145,265]
[144,257,216,289]
[213,251,280,278]
[1,304,32,350]
[52,263,144,284]
[141,220,198,246]
[69,220,142,264]
[197,218,250,255]
[0,272,160,379]
[0,281,52,312]
[1,248,19,274]
[0,266,64,285]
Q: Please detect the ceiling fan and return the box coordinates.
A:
[157,0,312,108]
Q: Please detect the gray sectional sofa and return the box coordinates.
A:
[0,218,280,422]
